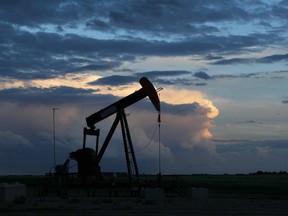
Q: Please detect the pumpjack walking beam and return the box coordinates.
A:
[86,77,160,129]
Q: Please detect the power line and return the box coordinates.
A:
[135,123,158,152]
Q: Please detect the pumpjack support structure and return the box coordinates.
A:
[69,77,160,185]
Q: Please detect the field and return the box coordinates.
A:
[2,174,288,215]
[2,173,288,195]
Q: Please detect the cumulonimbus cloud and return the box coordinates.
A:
[133,87,219,153]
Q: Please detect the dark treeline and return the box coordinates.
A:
[250,171,288,175]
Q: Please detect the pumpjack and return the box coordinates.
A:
[60,77,160,186]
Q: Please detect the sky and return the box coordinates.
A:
[1,0,288,175]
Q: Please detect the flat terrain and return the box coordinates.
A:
[2,195,288,216]
[2,174,288,215]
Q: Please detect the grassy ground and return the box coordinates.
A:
[2,174,288,215]
[1,173,288,196]
[158,174,288,195]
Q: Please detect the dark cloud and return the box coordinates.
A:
[212,138,251,143]
[0,86,98,104]
[152,77,194,86]
[211,53,288,65]
[69,62,122,73]
[203,54,224,61]
[0,0,95,27]
[88,71,193,86]
[0,0,285,81]
[86,18,111,30]
[89,75,138,86]
[195,83,207,86]
[138,70,192,79]
[211,57,253,65]
[0,0,267,36]
[235,120,263,125]
[216,139,288,155]
[95,0,253,36]
[194,71,211,80]
[162,101,210,116]
[144,72,200,86]
[213,73,258,79]
[212,74,238,79]
[271,1,288,19]
[257,53,288,63]
[282,96,288,104]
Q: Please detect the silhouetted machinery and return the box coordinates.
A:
[65,77,160,185]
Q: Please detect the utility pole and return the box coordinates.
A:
[158,111,162,188]
[53,108,59,171]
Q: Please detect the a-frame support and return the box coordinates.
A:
[91,109,139,185]
[119,109,139,183]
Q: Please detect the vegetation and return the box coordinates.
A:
[1,173,288,196]
[140,173,288,195]
[0,175,47,187]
